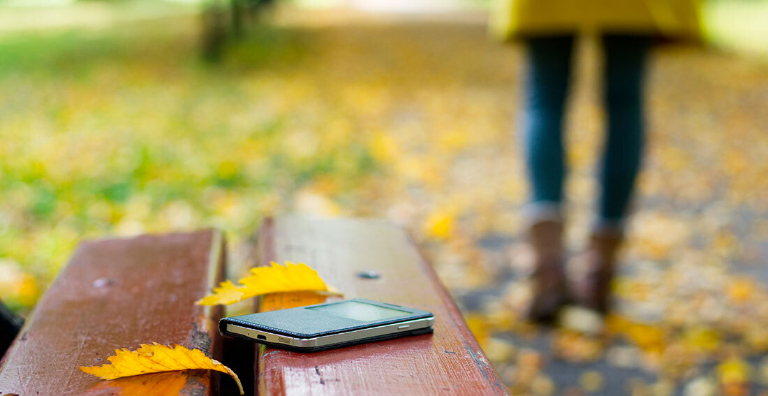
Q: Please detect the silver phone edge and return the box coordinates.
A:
[226,317,435,348]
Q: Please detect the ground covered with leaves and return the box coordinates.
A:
[1,7,768,395]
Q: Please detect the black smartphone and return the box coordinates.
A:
[219,298,434,352]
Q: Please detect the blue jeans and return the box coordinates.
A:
[522,35,651,224]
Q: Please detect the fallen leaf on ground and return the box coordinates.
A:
[423,208,457,240]
[80,343,243,395]
[197,261,341,306]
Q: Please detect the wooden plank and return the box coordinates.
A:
[254,217,509,396]
[0,229,226,396]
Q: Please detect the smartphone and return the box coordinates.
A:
[219,298,435,352]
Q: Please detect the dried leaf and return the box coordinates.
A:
[197,261,340,306]
[80,343,243,395]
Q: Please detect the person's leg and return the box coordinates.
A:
[573,34,651,314]
[521,35,575,322]
[598,34,652,225]
[522,35,575,217]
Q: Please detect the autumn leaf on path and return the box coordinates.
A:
[80,343,244,395]
[197,261,341,306]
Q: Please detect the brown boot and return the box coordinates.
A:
[571,229,624,315]
[526,220,568,322]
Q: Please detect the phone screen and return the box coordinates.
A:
[306,300,411,322]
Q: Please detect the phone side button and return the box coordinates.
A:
[397,325,410,329]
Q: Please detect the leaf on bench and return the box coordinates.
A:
[83,371,188,396]
[80,343,243,395]
[196,261,341,306]
[197,280,245,306]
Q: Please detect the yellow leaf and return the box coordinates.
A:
[423,208,457,240]
[464,313,489,347]
[196,280,245,306]
[84,371,188,396]
[727,277,756,304]
[681,327,720,353]
[196,261,340,306]
[717,357,751,385]
[370,131,398,163]
[80,343,243,395]
[261,291,332,312]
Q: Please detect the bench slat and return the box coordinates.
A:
[0,229,226,396]
[254,217,509,396]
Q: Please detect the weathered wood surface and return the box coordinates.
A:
[255,217,509,396]
[0,229,226,396]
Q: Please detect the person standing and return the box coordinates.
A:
[491,0,702,321]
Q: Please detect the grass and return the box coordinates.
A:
[0,17,381,312]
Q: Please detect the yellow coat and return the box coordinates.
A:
[491,0,702,40]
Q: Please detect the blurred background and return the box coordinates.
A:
[1,0,767,394]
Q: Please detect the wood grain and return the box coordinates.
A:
[0,230,226,396]
[254,217,509,396]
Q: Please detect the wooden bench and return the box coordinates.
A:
[0,229,226,395]
[251,217,508,395]
[0,217,508,395]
